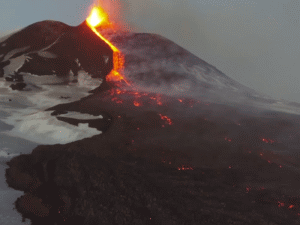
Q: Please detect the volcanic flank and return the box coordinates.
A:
[0,19,113,90]
[4,5,300,225]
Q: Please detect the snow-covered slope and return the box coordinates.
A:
[2,21,300,114]
[1,20,300,148]
[0,20,113,89]
[3,20,300,225]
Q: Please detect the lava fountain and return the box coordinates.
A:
[86,6,129,85]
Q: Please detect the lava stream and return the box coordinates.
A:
[86,6,129,85]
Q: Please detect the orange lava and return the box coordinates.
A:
[224,137,232,142]
[177,165,194,171]
[159,114,173,125]
[86,6,129,85]
[133,101,140,107]
[261,138,275,144]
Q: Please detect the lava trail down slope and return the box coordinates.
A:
[3,10,300,225]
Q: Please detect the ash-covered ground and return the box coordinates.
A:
[2,21,300,224]
[6,93,300,225]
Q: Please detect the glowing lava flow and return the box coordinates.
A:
[86,6,129,85]
[159,114,173,125]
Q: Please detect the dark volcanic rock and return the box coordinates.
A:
[5,18,300,225]
[0,20,68,57]
[0,60,9,77]
[6,139,300,225]
[10,82,27,90]
[4,76,14,82]
[6,109,300,225]
[55,22,114,78]
[5,72,24,82]
[17,53,80,76]
[0,20,114,85]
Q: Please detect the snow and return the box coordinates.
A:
[0,67,106,223]
[0,149,19,158]
[58,111,103,119]
[3,46,30,61]
[3,111,102,144]
[3,56,25,74]
[0,70,105,145]
[21,74,67,86]
[75,58,81,67]
[103,55,109,64]
[37,50,57,58]
[2,30,300,224]
[0,163,28,225]
[77,70,102,89]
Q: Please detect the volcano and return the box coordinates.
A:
[3,6,300,225]
[0,20,113,89]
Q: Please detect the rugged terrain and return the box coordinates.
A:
[3,20,300,225]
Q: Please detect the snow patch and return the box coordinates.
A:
[4,46,30,61]
[22,74,64,85]
[3,56,25,75]
[2,111,102,145]
[0,149,19,158]
[57,111,103,119]
[23,85,74,108]
[75,58,81,67]
[38,51,57,58]
[77,70,102,90]
[103,55,109,64]
[25,55,32,62]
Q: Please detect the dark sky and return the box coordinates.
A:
[1,0,300,103]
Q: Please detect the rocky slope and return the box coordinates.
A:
[4,19,300,225]
[0,20,113,90]
[6,108,300,225]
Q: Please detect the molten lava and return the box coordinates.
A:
[86,6,129,85]
[159,114,173,125]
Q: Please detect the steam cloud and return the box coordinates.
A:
[94,0,300,104]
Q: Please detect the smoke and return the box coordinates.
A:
[91,0,300,104]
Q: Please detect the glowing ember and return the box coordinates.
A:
[111,97,123,104]
[159,114,173,125]
[133,101,141,107]
[86,7,108,27]
[177,165,194,170]
[224,137,232,142]
[261,138,275,144]
[86,6,129,85]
